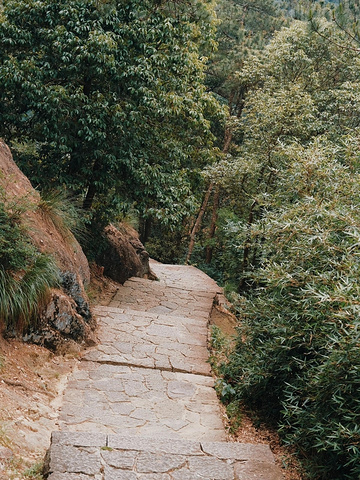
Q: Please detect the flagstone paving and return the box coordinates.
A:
[45,262,284,479]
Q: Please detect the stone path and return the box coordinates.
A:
[45,262,284,479]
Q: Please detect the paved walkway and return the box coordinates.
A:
[45,263,284,479]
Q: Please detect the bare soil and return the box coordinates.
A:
[0,336,78,479]
[87,262,120,306]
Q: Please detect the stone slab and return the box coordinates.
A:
[46,433,284,480]
[201,442,275,461]
[150,261,221,293]
[59,363,226,441]
[87,309,211,375]
[47,264,283,480]
[108,278,215,319]
[51,431,107,447]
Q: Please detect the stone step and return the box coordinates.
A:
[85,307,211,376]
[45,432,284,480]
[58,362,226,441]
[108,278,216,319]
[47,264,284,479]
[150,262,221,293]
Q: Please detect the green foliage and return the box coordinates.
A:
[210,325,242,434]
[145,223,189,264]
[201,15,360,479]
[208,0,284,102]
[23,462,44,479]
[0,0,221,223]
[209,325,236,402]
[205,19,360,289]
[197,207,248,286]
[225,401,243,434]
[221,140,360,479]
[0,200,59,331]
[310,0,360,48]
[0,202,33,272]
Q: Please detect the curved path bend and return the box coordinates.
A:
[45,262,284,480]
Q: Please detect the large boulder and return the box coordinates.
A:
[98,223,155,284]
[0,140,95,351]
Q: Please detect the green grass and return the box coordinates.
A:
[0,195,60,331]
[23,461,44,479]
[0,256,59,331]
[37,189,85,242]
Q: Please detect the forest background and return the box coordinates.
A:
[0,0,359,479]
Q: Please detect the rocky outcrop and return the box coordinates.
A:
[0,140,94,351]
[98,223,155,284]
[0,141,90,287]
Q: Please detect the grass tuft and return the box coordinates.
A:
[37,189,85,242]
[0,255,59,331]
[0,197,60,332]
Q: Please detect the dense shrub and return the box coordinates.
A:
[220,141,360,479]
[145,222,189,264]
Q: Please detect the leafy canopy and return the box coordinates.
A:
[0,0,221,221]
[205,18,360,480]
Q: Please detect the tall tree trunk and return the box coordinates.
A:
[205,186,220,264]
[238,199,257,292]
[139,217,152,245]
[222,126,233,154]
[83,158,100,210]
[83,182,96,210]
[204,116,233,264]
[185,87,241,266]
[185,182,213,264]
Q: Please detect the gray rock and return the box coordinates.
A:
[188,457,234,479]
[23,290,96,351]
[50,431,107,447]
[200,442,275,461]
[98,224,155,284]
[47,445,101,475]
[136,452,186,473]
[61,271,92,321]
[234,460,285,480]
[107,436,203,456]
[0,446,13,460]
[104,466,137,480]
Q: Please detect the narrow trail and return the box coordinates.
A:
[45,262,284,479]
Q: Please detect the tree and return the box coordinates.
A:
[310,0,360,50]
[208,0,284,103]
[0,0,220,222]
[180,0,284,266]
[206,18,360,479]
[204,18,360,287]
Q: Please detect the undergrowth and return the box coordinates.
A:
[23,461,44,479]
[0,197,59,332]
[37,188,85,242]
[209,325,242,434]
